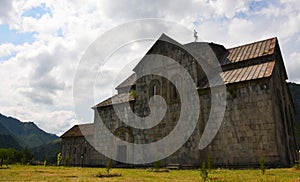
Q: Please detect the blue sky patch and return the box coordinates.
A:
[0,24,36,45]
[57,28,63,37]
[0,51,16,62]
[249,1,269,11]
[22,3,52,19]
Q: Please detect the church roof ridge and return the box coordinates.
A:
[60,123,94,138]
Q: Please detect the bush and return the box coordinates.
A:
[293,160,300,170]
[200,162,208,181]
[207,155,212,171]
[57,153,62,166]
[95,159,121,178]
[0,148,34,166]
[259,157,266,175]
[106,159,112,174]
[153,160,162,170]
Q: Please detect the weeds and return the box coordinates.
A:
[259,157,266,175]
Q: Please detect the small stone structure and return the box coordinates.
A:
[61,34,298,167]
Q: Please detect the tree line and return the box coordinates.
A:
[0,148,58,167]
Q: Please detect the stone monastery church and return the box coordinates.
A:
[61,34,298,167]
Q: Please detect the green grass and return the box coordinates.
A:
[0,165,300,181]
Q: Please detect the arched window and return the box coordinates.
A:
[149,79,161,99]
[152,84,157,97]
[114,127,134,143]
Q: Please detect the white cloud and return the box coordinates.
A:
[0,43,15,58]
[0,0,18,25]
[210,0,252,18]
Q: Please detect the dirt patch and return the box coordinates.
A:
[94,173,121,178]
[64,175,78,178]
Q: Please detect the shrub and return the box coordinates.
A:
[153,160,162,170]
[21,155,27,165]
[293,160,300,170]
[207,155,212,171]
[0,148,33,165]
[200,162,208,181]
[259,157,266,175]
[106,159,112,174]
[57,153,62,166]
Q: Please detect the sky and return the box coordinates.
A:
[0,0,300,136]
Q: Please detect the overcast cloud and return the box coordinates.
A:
[0,0,300,135]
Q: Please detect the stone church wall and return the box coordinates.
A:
[61,136,105,166]
[206,79,278,166]
[93,78,293,167]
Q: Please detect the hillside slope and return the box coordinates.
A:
[0,113,58,148]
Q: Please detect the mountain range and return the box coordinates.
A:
[0,113,61,161]
[0,113,58,149]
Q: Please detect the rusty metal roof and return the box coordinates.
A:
[60,124,94,138]
[93,92,135,108]
[222,60,275,83]
[202,61,275,88]
[227,37,277,63]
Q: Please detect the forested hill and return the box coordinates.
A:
[0,113,58,149]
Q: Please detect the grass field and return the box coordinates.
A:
[0,165,300,181]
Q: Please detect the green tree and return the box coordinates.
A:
[0,148,15,166]
[57,153,62,166]
[19,148,33,165]
[0,149,8,167]
[260,157,266,175]
[200,162,208,181]
[207,155,212,171]
[106,159,112,174]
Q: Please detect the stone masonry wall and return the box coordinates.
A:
[93,78,287,167]
[269,63,297,165]
[206,79,279,166]
[61,136,105,166]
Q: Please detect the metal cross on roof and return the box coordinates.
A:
[194,29,198,42]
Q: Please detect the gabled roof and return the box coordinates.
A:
[222,61,275,83]
[116,73,136,90]
[93,93,135,108]
[133,33,186,72]
[184,42,229,66]
[60,124,94,138]
[157,33,183,47]
[227,37,276,63]
[201,61,275,88]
